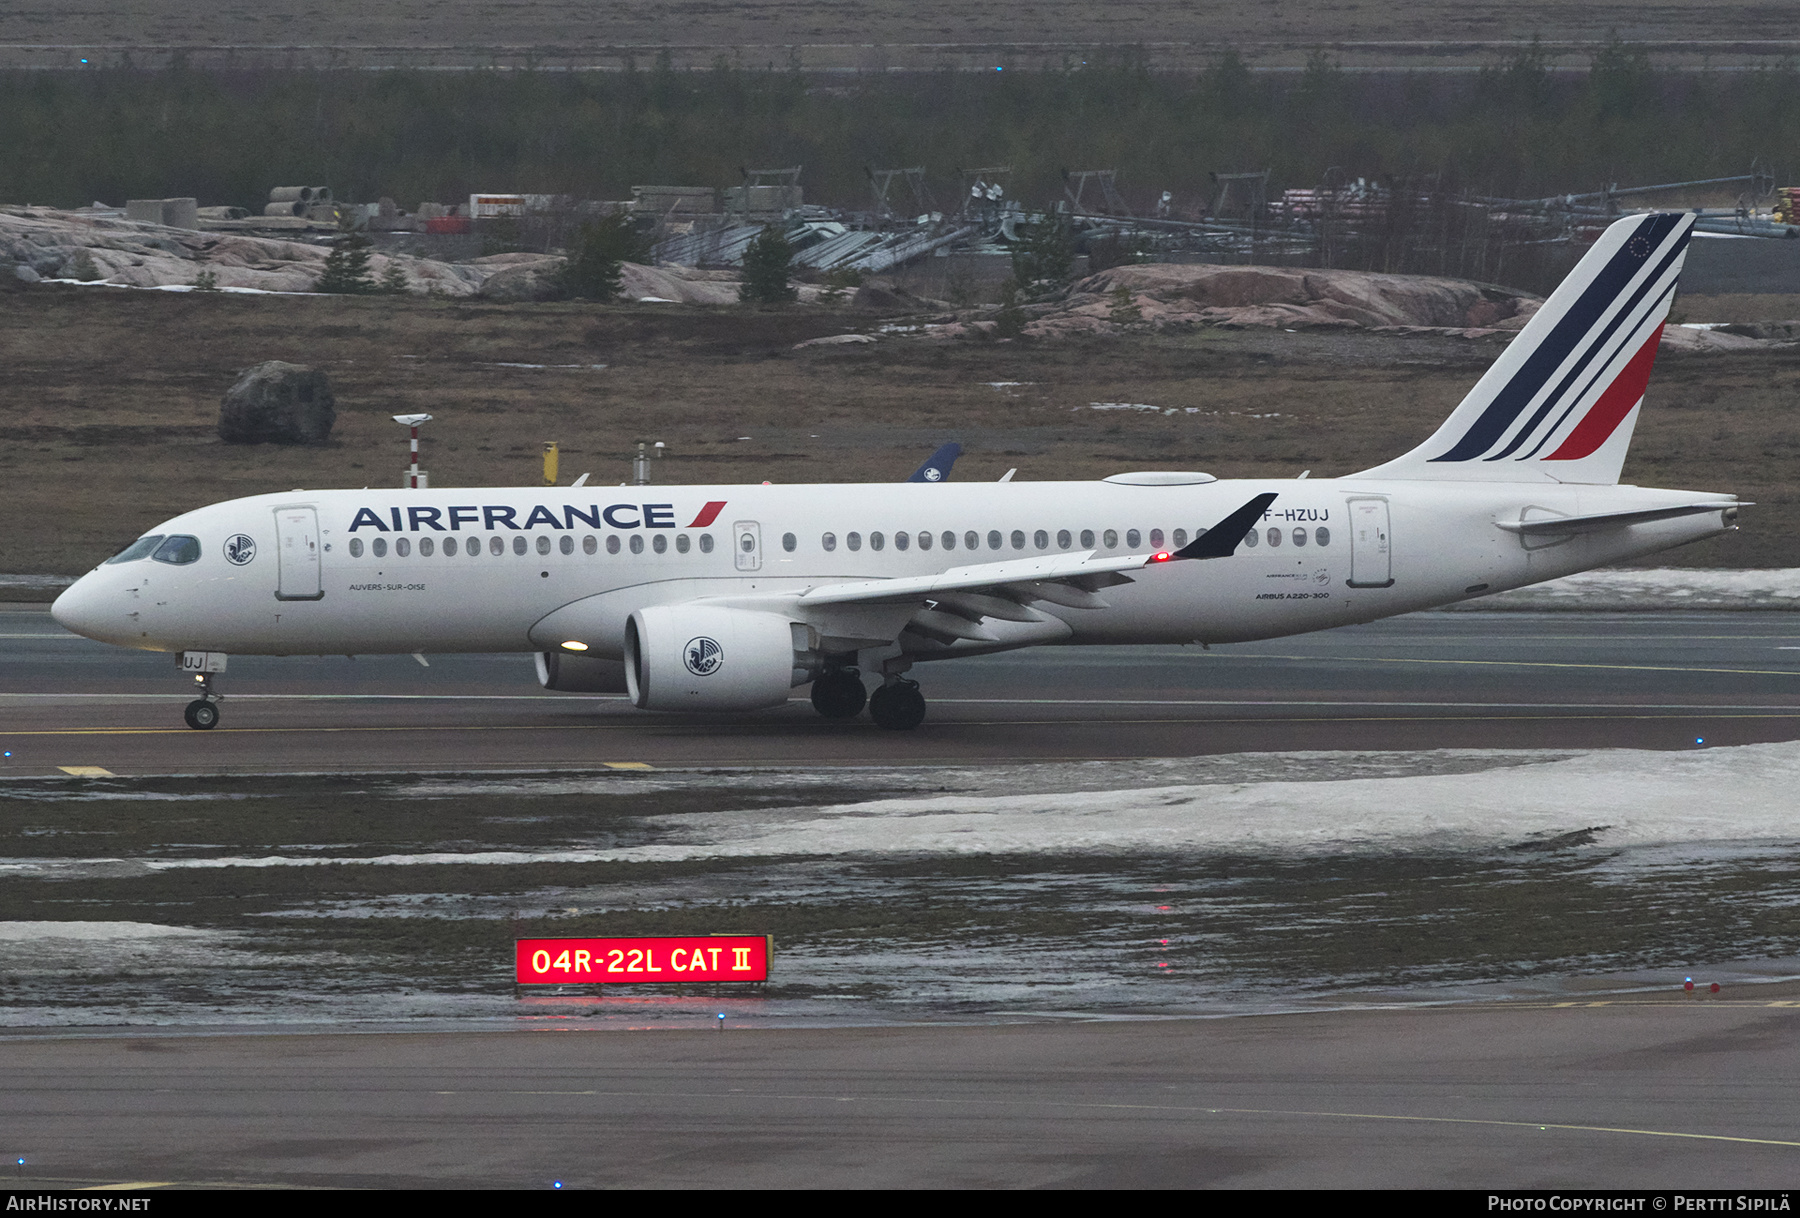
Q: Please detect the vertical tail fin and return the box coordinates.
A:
[1350,211,1694,485]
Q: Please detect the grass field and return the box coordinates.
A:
[2,282,1795,579]
[2,1,1795,70]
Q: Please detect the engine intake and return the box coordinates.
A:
[624,605,816,711]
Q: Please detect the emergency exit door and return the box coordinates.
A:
[1346,497,1394,588]
[733,521,762,572]
[274,506,325,600]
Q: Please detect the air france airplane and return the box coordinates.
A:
[53,212,1741,731]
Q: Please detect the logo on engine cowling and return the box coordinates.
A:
[684,636,723,676]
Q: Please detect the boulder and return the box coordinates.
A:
[218,361,336,444]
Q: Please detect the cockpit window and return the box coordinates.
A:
[105,535,165,565]
[151,535,202,565]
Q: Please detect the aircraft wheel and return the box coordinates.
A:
[868,680,926,731]
[184,699,219,730]
[810,670,867,719]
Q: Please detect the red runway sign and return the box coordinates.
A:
[515,936,771,985]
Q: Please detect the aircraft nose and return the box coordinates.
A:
[51,573,110,641]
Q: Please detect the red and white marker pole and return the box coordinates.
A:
[392,413,433,489]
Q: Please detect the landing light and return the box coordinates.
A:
[560,641,589,652]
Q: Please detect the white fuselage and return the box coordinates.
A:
[51,477,1736,659]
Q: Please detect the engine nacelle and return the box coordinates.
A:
[535,650,630,693]
[624,605,814,711]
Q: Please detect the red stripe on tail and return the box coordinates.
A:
[1545,324,1664,461]
[687,500,728,528]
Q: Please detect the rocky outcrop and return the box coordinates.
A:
[0,207,487,295]
[1021,263,1543,339]
[218,362,336,445]
[473,253,567,301]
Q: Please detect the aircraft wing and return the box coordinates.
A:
[760,493,1277,649]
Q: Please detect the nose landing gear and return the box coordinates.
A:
[183,672,221,730]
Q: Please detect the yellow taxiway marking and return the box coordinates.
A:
[55,765,114,776]
[82,1183,172,1191]
[8,711,1800,739]
[602,761,654,770]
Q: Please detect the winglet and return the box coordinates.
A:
[1173,493,1278,559]
[907,442,963,483]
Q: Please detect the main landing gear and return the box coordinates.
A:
[184,672,221,730]
[868,678,926,732]
[810,668,867,719]
[809,668,927,730]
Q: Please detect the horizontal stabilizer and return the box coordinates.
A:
[1495,501,1742,535]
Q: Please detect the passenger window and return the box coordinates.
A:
[918,531,933,551]
[1080,529,1096,548]
[559,535,574,555]
[1173,528,1188,548]
[822,532,837,552]
[373,538,388,558]
[847,532,862,552]
[107,535,165,564]
[940,531,955,550]
[1126,529,1141,549]
[512,536,528,556]
[870,531,885,551]
[1057,529,1071,550]
[1010,530,1025,550]
[652,534,668,553]
[606,535,621,555]
[698,534,715,553]
[1316,527,1331,547]
[583,535,597,555]
[987,530,1002,550]
[442,537,456,557]
[1266,527,1282,548]
[676,534,691,553]
[1033,529,1048,550]
[396,537,410,557]
[1102,529,1118,548]
[782,533,797,552]
[536,536,551,556]
[151,535,201,565]
[419,537,435,557]
[349,537,364,558]
[1292,527,1307,547]
[490,536,504,556]
[895,531,909,551]
[1150,528,1164,548]
[965,531,979,550]
[1243,528,1259,548]
[629,535,644,554]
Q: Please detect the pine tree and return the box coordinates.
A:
[557,213,650,301]
[1009,214,1075,297]
[378,261,410,295]
[738,225,797,305]
[316,233,377,294]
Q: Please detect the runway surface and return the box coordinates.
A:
[3,606,1800,775]
[7,1002,1800,1189]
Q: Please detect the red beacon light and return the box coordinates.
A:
[1147,551,1174,564]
